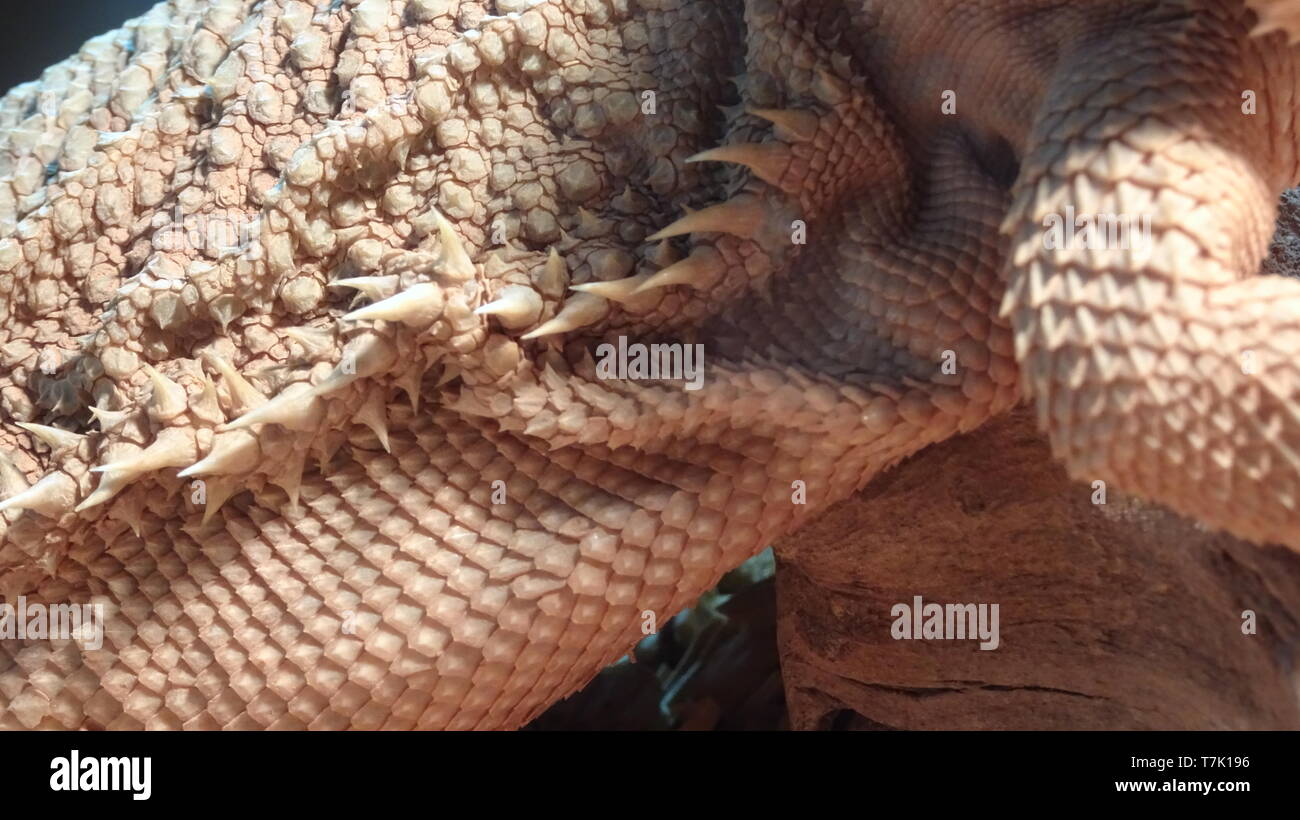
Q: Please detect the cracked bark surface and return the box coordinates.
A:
[777,407,1300,730]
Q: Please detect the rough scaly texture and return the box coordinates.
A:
[1,0,1299,729]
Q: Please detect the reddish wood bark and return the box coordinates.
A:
[776,408,1300,730]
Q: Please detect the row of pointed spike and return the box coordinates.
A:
[0,206,486,525]
[507,108,815,340]
[0,333,388,520]
[85,219,479,514]
[334,114,806,346]
[1,371,197,514]
[327,211,476,329]
[69,255,436,514]
[0,111,818,521]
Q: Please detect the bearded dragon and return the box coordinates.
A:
[2,0,1300,729]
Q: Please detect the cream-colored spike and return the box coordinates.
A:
[284,325,335,358]
[209,294,245,332]
[178,429,262,477]
[331,276,399,304]
[16,422,84,451]
[74,470,132,512]
[88,405,131,432]
[313,432,346,473]
[199,477,240,525]
[193,373,225,426]
[204,352,267,415]
[647,198,766,242]
[633,247,727,294]
[748,107,820,142]
[221,382,324,431]
[435,210,476,281]
[521,293,610,340]
[308,334,399,398]
[89,428,197,478]
[687,143,793,190]
[78,431,197,511]
[571,274,653,303]
[113,489,149,538]
[537,247,568,298]
[144,365,188,421]
[435,363,461,388]
[396,356,432,413]
[355,390,392,452]
[556,227,580,254]
[0,472,76,517]
[269,449,307,513]
[475,285,543,328]
[344,282,444,324]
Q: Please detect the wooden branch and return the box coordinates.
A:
[776,408,1300,729]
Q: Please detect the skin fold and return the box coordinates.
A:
[0,0,1297,729]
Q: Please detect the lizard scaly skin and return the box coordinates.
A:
[0,0,1298,729]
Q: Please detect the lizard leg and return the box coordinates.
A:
[1003,5,1300,548]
